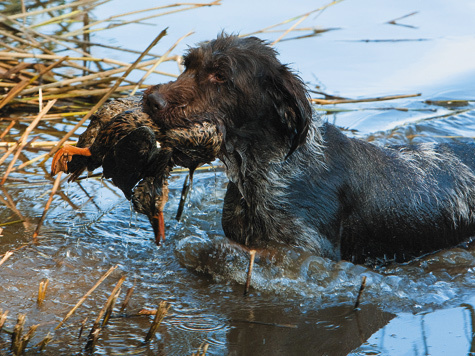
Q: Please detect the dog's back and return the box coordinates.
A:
[287,121,475,264]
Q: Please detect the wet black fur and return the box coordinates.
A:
[144,34,475,264]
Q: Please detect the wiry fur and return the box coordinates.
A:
[143,34,475,264]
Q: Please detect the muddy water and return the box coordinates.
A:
[2,1,475,355]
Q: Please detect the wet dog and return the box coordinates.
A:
[144,34,475,264]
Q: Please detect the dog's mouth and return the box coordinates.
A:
[143,84,224,169]
[164,120,223,170]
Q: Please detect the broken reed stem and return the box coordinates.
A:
[35,332,53,351]
[245,0,342,38]
[84,274,125,353]
[0,309,9,332]
[271,13,310,46]
[48,28,168,157]
[0,99,57,185]
[0,120,16,140]
[11,313,25,355]
[192,341,210,356]
[55,265,118,330]
[6,0,98,21]
[0,79,29,110]
[0,144,19,166]
[0,141,76,149]
[17,324,39,355]
[354,275,367,310]
[37,278,49,306]
[32,171,63,242]
[78,317,88,339]
[144,301,170,343]
[0,55,67,110]
[0,251,14,267]
[244,250,257,296]
[101,275,126,327]
[119,280,136,313]
[311,93,421,105]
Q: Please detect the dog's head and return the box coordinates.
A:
[144,34,311,158]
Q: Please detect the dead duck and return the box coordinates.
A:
[51,96,222,245]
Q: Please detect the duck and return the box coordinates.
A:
[51,96,222,246]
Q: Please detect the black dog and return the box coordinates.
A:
[144,34,475,264]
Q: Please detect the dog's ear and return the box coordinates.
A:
[271,66,311,158]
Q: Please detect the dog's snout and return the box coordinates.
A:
[147,92,167,111]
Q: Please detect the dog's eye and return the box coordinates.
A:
[210,72,226,83]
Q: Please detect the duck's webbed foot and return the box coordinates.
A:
[51,145,91,176]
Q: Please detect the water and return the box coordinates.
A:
[1,0,475,355]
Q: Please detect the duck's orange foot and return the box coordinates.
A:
[150,212,166,246]
[51,145,91,176]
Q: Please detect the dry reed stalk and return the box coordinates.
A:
[0,309,8,332]
[48,28,168,157]
[35,332,53,351]
[0,251,14,267]
[0,120,16,140]
[0,52,178,79]
[14,153,49,171]
[17,324,39,355]
[192,341,210,356]
[100,275,126,327]
[84,276,126,351]
[271,14,310,46]
[0,141,76,149]
[144,301,170,343]
[37,278,49,306]
[0,80,29,110]
[131,30,194,95]
[85,327,101,353]
[0,144,19,166]
[11,313,26,355]
[5,0,98,21]
[66,1,220,38]
[354,275,367,310]
[244,250,257,296]
[245,0,342,38]
[119,280,136,313]
[0,99,57,185]
[17,60,173,97]
[32,170,63,242]
[54,265,118,330]
[78,316,88,339]
[8,112,90,120]
[311,93,421,105]
[30,10,83,29]
[138,309,158,315]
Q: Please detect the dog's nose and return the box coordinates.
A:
[147,92,167,111]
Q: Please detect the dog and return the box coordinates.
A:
[143,34,475,265]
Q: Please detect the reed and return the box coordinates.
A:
[354,275,367,310]
[55,265,118,330]
[144,301,170,342]
[35,332,53,351]
[0,309,8,332]
[37,278,49,306]
[0,251,14,267]
[85,275,126,352]
[11,313,25,355]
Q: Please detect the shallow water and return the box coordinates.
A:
[1,1,475,355]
